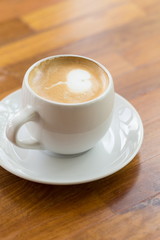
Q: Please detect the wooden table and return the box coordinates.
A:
[0,0,160,239]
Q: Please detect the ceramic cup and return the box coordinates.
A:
[6,55,115,155]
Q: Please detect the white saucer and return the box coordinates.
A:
[0,90,143,185]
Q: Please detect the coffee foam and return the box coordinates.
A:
[28,57,109,103]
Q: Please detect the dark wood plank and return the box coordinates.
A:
[0,18,33,46]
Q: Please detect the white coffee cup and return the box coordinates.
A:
[6,55,115,155]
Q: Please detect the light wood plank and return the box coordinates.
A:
[0,2,145,67]
[122,34,160,66]
[115,60,160,100]
[22,0,127,31]
[0,0,60,22]
[90,52,134,77]
[135,0,160,14]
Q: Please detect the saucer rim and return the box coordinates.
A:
[0,89,144,185]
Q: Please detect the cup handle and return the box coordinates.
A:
[6,106,42,149]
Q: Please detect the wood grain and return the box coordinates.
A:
[0,2,144,67]
[0,19,33,46]
[0,0,160,239]
[22,0,127,31]
[0,0,60,22]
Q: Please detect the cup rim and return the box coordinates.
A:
[24,54,114,106]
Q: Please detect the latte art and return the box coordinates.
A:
[67,69,92,93]
[45,69,92,93]
[28,57,109,103]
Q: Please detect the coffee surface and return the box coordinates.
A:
[28,57,109,103]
